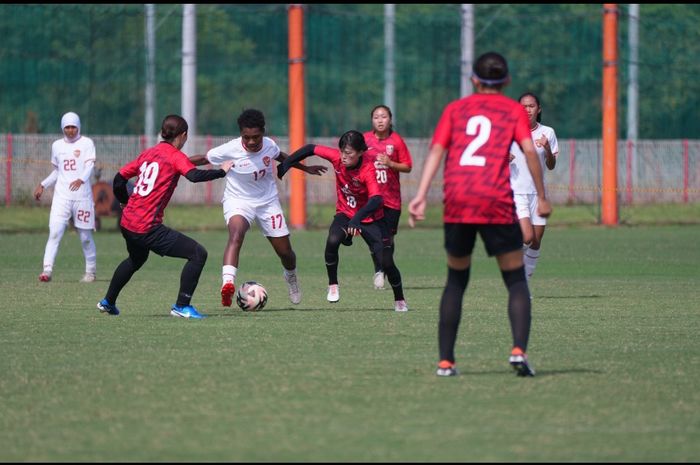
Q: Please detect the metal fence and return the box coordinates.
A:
[2,134,698,212]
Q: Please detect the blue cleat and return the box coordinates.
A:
[170,304,206,319]
[97,299,120,316]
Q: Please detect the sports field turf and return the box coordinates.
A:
[1,207,698,461]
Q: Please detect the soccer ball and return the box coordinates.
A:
[236,281,268,311]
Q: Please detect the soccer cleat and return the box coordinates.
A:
[394,299,409,312]
[221,282,235,307]
[373,271,385,290]
[97,298,120,316]
[39,271,52,282]
[436,360,458,377]
[170,304,206,319]
[509,347,535,377]
[326,284,340,303]
[80,272,96,283]
[284,272,302,305]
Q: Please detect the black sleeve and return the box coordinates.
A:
[349,195,383,227]
[278,144,316,179]
[113,172,130,205]
[184,167,226,183]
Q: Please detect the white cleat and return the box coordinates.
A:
[284,272,302,305]
[394,299,409,312]
[373,271,385,290]
[327,284,340,303]
[80,272,96,283]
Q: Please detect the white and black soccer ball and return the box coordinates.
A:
[236,281,268,311]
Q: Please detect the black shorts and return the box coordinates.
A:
[121,224,184,258]
[444,222,523,258]
[383,207,401,236]
[332,213,390,249]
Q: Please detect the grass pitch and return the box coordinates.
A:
[0,211,698,461]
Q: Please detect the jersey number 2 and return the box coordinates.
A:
[459,115,491,167]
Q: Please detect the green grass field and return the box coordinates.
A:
[1,205,699,461]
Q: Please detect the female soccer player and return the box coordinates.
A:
[362,105,413,290]
[189,109,326,307]
[96,114,233,319]
[277,130,408,312]
[508,92,559,283]
[34,112,98,283]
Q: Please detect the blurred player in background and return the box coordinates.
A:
[96,114,232,319]
[408,52,552,377]
[34,112,97,283]
[362,105,413,290]
[278,130,409,312]
[508,92,559,284]
[189,109,326,307]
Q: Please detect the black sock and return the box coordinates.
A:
[438,266,470,363]
[501,266,531,352]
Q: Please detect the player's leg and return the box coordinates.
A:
[436,224,477,376]
[40,198,72,281]
[483,224,534,376]
[324,214,348,302]
[73,198,97,282]
[261,199,301,305]
[360,232,384,289]
[220,198,254,306]
[154,226,208,317]
[363,220,406,311]
[524,195,547,282]
[98,228,150,315]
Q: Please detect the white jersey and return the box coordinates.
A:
[44,136,96,201]
[206,136,281,206]
[509,123,559,195]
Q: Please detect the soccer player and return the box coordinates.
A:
[277,130,409,312]
[96,114,233,319]
[407,52,552,377]
[508,92,559,283]
[362,105,413,290]
[189,109,326,307]
[34,112,98,283]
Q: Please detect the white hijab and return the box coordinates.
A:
[61,112,81,143]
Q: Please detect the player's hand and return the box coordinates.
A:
[305,165,327,176]
[220,160,234,173]
[33,184,44,200]
[345,221,362,237]
[536,134,550,151]
[69,179,84,191]
[537,197,552,218]
[376,154,390,167]
[407,196,426,228]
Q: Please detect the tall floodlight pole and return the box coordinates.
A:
[627,4,639,204]
[181,4,197,154]
[145,4,156,146]
[460,4,474,97]
[602,4,619,225]
[384,4,396,113]
[288,4,306,229]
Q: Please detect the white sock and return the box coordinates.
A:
[43,222,67,271]
[284,268,297,279]
[78,228,97,273]
[223,265,237,285]
[524,248,540,280]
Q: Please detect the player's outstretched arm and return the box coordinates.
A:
[277,144,317,179]
[184,160,233,183]
[277,151,327,176]
[188,154,209,166]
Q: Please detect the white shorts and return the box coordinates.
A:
[50,196,96,231]
[514,193,547,226]
[222,197,290,238]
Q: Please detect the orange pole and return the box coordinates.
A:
[288,4,306,229]
[602,4,618,225]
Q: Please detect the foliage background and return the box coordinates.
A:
[1,4,698,139]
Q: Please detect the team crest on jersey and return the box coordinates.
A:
[73,150,81,157]
[263,156,271,167]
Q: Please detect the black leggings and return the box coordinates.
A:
[105,225,208,307]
